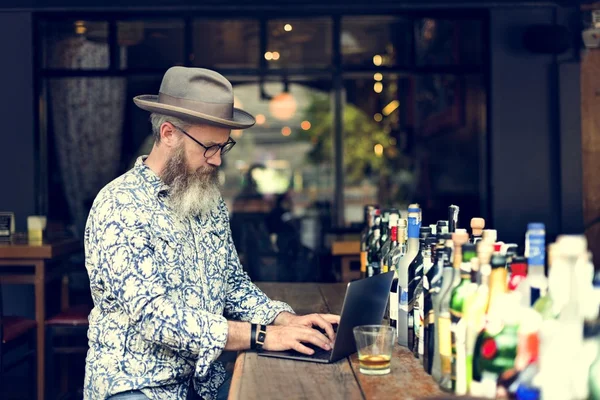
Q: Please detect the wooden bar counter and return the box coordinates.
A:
[229,282,443,400]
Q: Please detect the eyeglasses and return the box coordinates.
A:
[172,124,236,158]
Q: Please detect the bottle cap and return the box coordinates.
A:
[556,235,587,256]
[470,217,485,236]
[452,231,469,245]
[491,253,507,268]
[527,222,545,231]
[482,229,497,243]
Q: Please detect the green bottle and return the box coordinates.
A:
[450,243,477,395]
[472,292,520,396]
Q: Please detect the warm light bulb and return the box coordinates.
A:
[374,144,384,156]
[373,55,383,66]
[374,73,383,81]
[374,82,383,93]
[374,113,383,122]
[284,24,293,32]
[301,120,311,130]
[256,114,266,125]
[281,127,292,136]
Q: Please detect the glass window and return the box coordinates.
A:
[415,19,483,66]
[220,77,334,281]
[41,20,110,69]
[117,19,185,69]
[266,18,332,69]
[342,73,485,225]
[193,19,260,68]
[341,16,413,67]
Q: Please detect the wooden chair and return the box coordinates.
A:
[45,270,92,400]
[0,284,37,399]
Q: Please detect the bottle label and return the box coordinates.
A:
[439,316,452,375]
[390,291,399,321]
[360,251,367,273]
[526,232,545,266]
[408,216,420,238]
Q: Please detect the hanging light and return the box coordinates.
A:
[269,92,297,121]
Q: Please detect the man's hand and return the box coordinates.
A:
[275,312,340,342]
[262,325,333,355]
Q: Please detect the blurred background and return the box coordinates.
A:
[0,0,597,398]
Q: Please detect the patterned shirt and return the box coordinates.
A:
[83,156,294,400]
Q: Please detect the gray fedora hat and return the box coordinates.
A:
[133,66,255,129]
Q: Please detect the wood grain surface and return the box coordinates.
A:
[581,47,600,270]
[230,282,446,400]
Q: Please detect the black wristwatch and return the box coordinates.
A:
[251,324,267,351]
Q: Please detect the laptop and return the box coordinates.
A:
[258,271,395,364]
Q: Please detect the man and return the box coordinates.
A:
[83,67,339,400]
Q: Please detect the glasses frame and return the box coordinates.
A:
[172,124,236,158]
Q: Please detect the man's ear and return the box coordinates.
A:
[160,122,178,147]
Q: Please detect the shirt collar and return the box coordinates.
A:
[134,155,169,196]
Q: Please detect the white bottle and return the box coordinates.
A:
[397,205,420,347]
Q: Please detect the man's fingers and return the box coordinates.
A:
[299,330,331,351]
[310,315,336,343]
[321,314,341,325]
[292,342,314,355]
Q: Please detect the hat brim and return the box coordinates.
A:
[133,95,255,129]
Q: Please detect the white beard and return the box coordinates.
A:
[161,143,221,219]
[169,175,221,218]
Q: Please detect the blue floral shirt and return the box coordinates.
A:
[83,156,294,400]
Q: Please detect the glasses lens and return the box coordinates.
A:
[205,145,220,158]
[221,141,236,155]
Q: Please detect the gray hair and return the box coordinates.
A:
[150,113,192,143]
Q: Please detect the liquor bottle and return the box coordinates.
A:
[422,235,437,371]
[471,253,510,395]
[412,226,432,358]
[397,205,421,347]
[464,241,494,392]
[448,205,460,233]
[387,216,403,334]
[470,218,485,244]
[367,227,381,278]
[437,255,456,391]
[437,220,449,236]
[429,246,447,382]
[360,205,376,279]
[508,256,527,292]
[524,223,547,306]
[381,210,400,274]
[450,243,477,395]
[588,321,600,400]
[380,209,391,263]
[389,218,408,334]
[482,229,497,244]
[487,254,508,313]
[471,292,520,397]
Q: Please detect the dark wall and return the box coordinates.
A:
[489,6,582,245]
[0,12,36,232]
[0,11,36,317]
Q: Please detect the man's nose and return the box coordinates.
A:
[207,151,222,167]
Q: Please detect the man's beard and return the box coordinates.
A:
[161,143,221,218]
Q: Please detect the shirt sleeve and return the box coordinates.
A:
[219,201,295,324]
[93,200,228,378]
